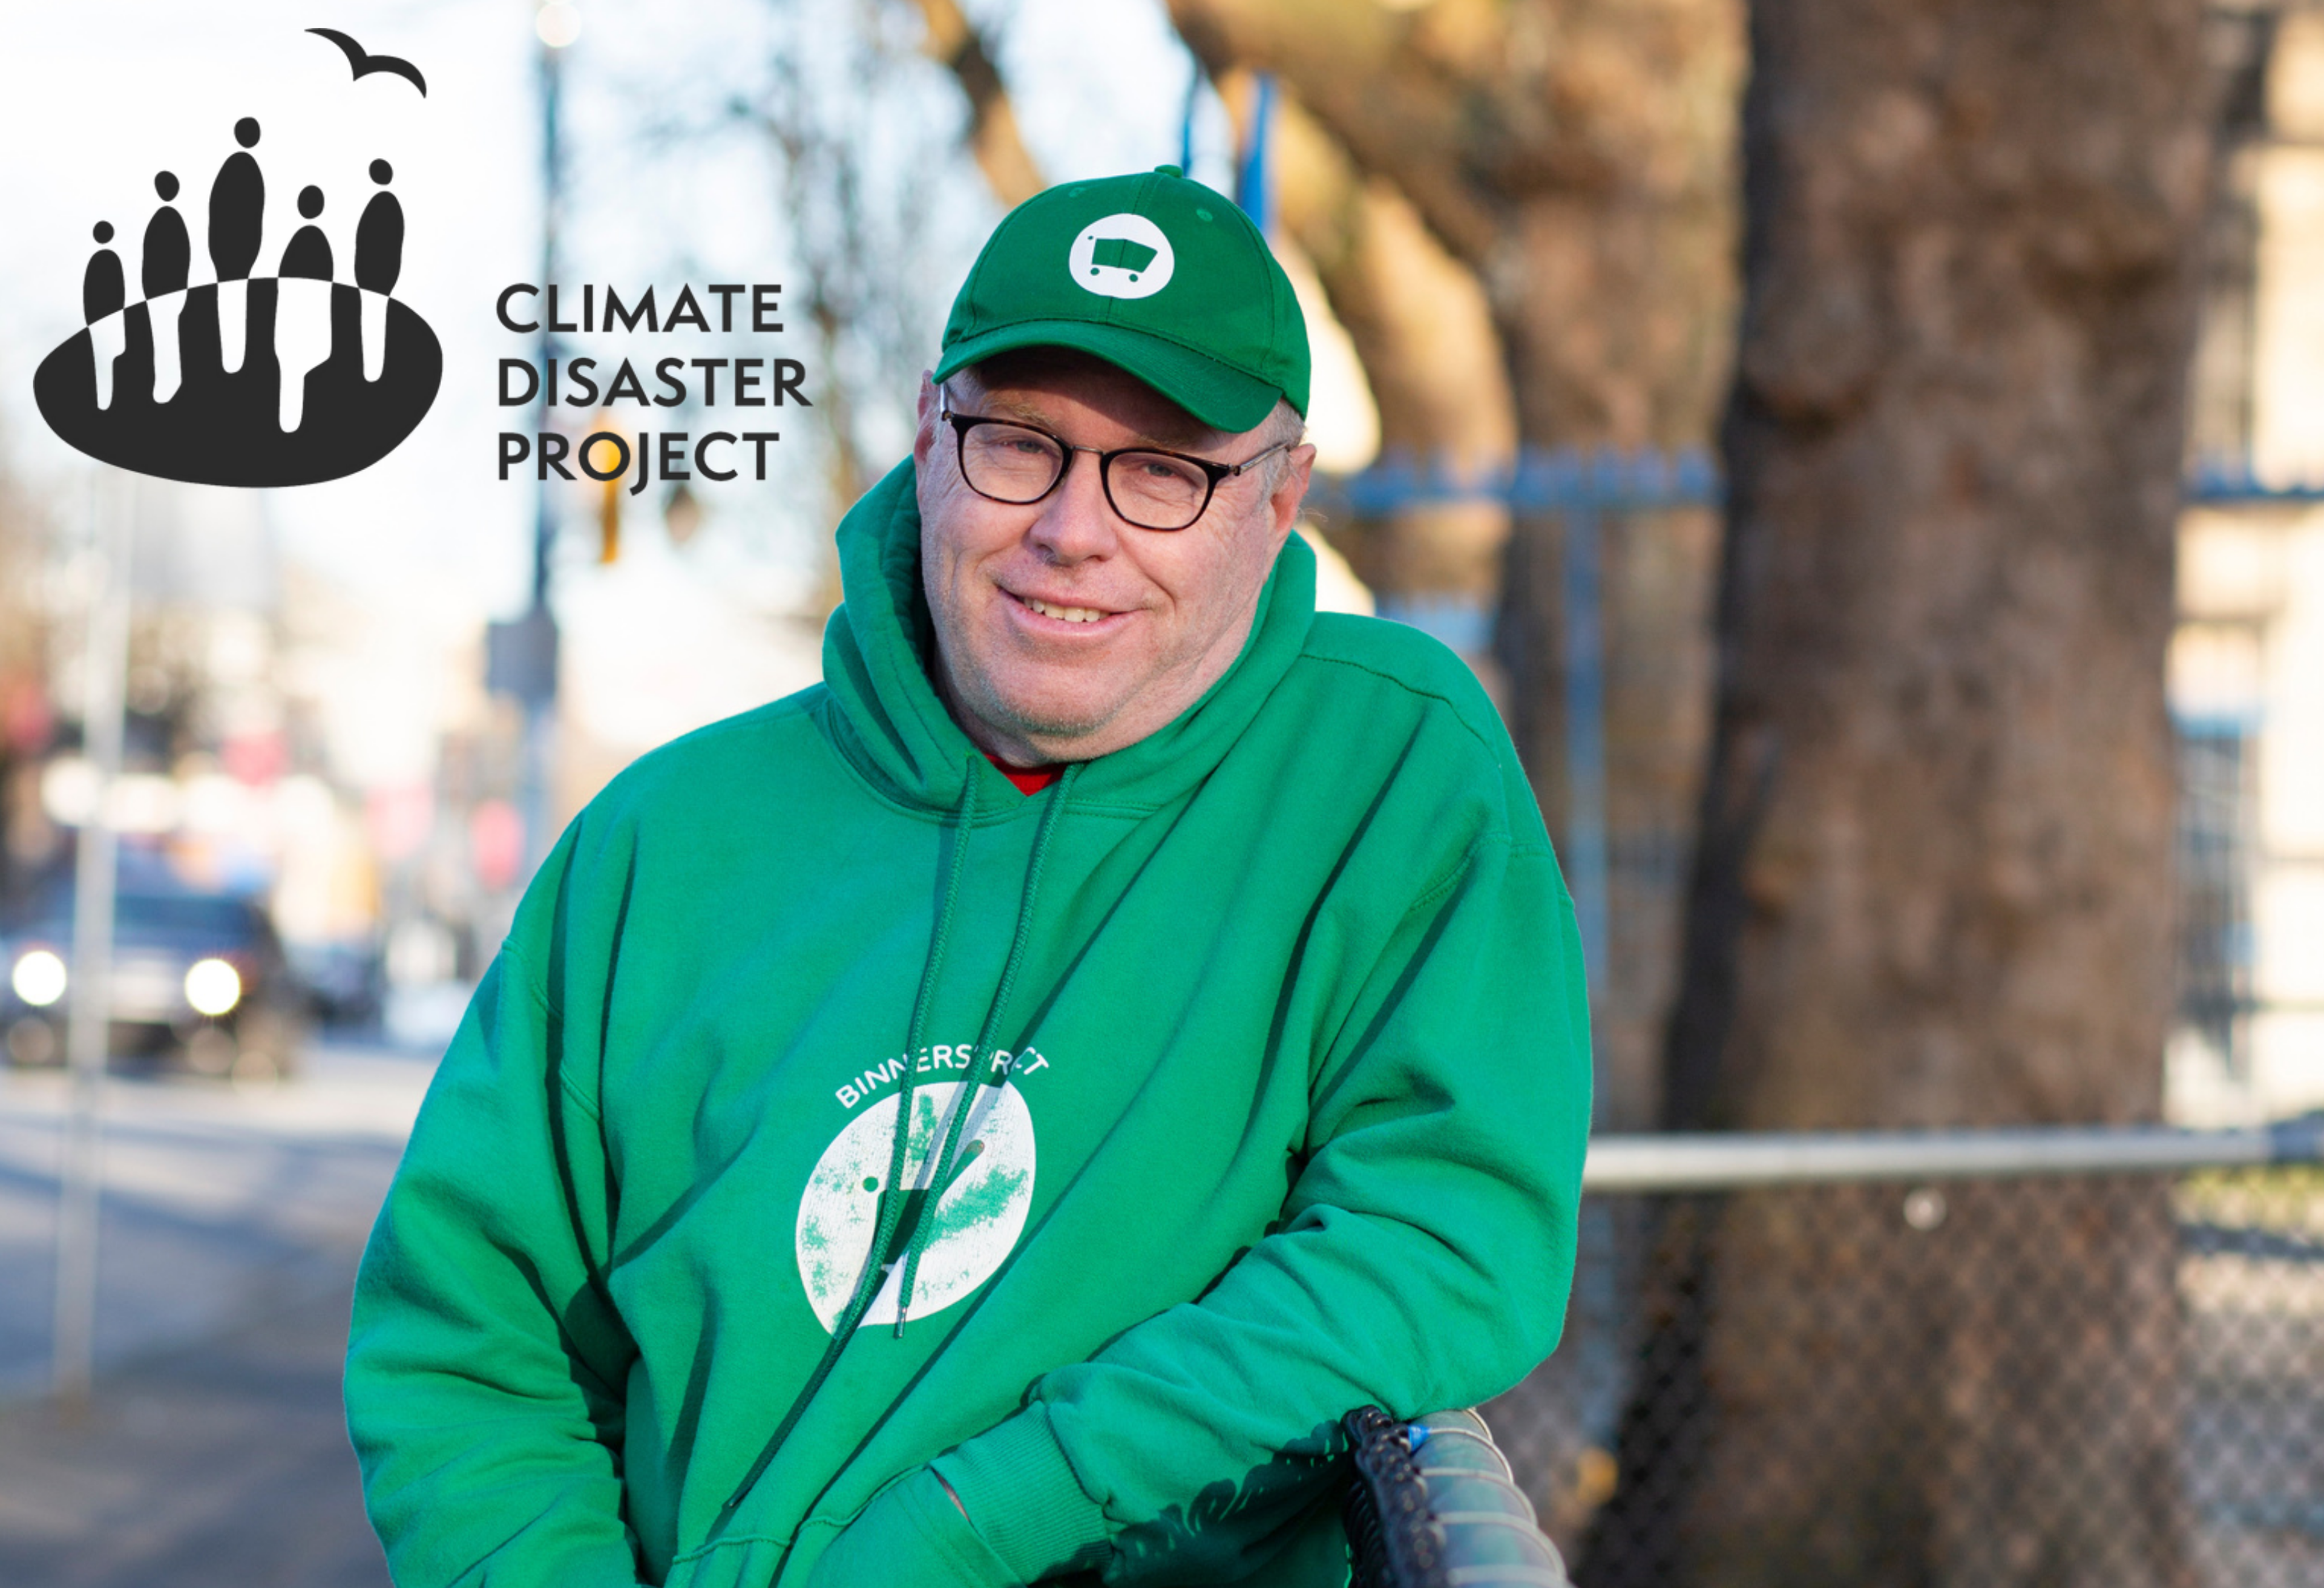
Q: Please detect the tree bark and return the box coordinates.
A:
[1584,2,2214,1583]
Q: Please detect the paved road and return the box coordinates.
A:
[0,1043,435,1586]
[0,1273,392,1587]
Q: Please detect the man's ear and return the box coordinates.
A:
[1264,442,1319,553]
[912,372,940,470]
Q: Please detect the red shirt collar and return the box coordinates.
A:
[982,750,1064,795]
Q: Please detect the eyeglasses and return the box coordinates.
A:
[939,387,1294,532]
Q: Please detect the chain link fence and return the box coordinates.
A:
[1485,1124,2324,1588]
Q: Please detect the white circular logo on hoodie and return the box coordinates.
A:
[795,1080,1036,1333]
[1068,214,1175,300]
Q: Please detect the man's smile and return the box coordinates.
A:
[1002,585,1132,632]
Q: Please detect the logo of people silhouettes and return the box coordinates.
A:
[34,58,442,487]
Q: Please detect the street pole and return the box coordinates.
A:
[1560,505,1609,996]
[1233,73,1275,231]
[494,7,571,873]
[517,7,569,873]
[54,466,131,1408]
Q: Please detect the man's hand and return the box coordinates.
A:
[807,1466,1016,1588]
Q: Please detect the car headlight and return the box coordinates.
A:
[185,958,242,1017]
[11,950,67,1008]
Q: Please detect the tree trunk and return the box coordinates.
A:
[1583,2,2213,1583]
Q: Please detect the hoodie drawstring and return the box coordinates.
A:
[721,756,1076,1515]
[892,758,1080,1334]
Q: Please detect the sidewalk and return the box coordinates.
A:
[0,1041,434,1584]
[0,1047,427,1396]
[0,1265,389,1587]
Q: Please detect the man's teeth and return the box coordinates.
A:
[1023,596,1107,624]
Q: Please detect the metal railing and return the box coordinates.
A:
[1309,449,2324,519]
[1487,1121,2324,1588]
[1581,1117,2324,1190]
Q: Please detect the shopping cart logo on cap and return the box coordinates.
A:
[1092,238,1157,274]
[1068,214,1175,301]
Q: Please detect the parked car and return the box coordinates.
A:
[284,936,386,1031]
[2,873,304,1080]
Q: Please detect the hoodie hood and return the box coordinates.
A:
[818,459,1316,814]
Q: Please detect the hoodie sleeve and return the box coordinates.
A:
[344,911,646,1587]
[931,833,1592,1584]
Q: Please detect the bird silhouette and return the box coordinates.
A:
[306,29,427,96]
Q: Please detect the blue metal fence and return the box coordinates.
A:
[1311,450,2323,1005]
[1311,447,2320,516]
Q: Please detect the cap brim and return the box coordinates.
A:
[934,320,1283,435]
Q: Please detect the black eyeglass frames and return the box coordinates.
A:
[937,389,1293,532]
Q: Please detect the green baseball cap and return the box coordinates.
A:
[934,165,1310,434]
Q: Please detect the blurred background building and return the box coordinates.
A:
[2170,2,2324,1123]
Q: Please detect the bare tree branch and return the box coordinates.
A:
[735,0,963,527]
[908,0,1046,204]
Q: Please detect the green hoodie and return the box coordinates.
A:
[345,460,1592,1587]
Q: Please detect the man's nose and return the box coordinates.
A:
[1026,450,1122,563]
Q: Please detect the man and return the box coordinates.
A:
[345,165,1590,1588]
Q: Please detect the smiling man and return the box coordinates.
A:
[345,167,1591,1588]
[915,349,1307,768]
